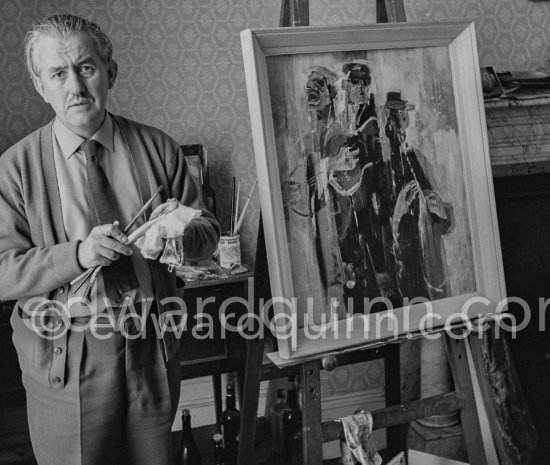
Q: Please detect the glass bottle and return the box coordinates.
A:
[180,409,202,465]
[282,376,302,464]
[270,388,286,454]
[221,382,240,465]
[213,433,225,465]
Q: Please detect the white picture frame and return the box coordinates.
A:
[241,21,505,361]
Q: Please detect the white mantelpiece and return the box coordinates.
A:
[485,96,550,177]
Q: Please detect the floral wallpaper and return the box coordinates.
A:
[1,0,548,396]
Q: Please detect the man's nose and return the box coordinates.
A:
[67,69,86,95]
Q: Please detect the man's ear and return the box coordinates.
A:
[32,75,50,104]
[107,60,118,89]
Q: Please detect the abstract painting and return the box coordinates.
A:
[242,22,505,359]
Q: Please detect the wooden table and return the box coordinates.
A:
[177,268,254,428]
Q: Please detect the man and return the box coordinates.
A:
[384,91,453,302]
[0,14,220,465]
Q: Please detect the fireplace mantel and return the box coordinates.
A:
[485,96,550,177]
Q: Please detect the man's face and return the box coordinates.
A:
[388,108,409,143]
[32,31,117,138]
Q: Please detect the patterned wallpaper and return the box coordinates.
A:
[405,0,550,72]
[1,0,549,396]
[2,0,549,264]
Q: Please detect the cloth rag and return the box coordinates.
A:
[339,410,382,465]
[130,201,202,259]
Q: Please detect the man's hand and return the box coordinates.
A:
[77,223,133,269]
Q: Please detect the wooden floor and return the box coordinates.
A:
[2,410,548,464]
[0,435,35,465]
[0,417,344,465]
[0,449,35,465]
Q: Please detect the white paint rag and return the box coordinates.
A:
[129,200,202,260]
[339,410,382,465]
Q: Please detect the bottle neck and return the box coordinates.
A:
[287,388,298,409]
[226,393,236,410]
[182,416,193,434]
[275,389,286,407]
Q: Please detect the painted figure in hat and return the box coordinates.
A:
[303,60,402,311]
[383,91,453,300]
[302,64,348,314]
[328,59,397,306]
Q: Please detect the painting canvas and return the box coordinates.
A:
[181,144,206,190]
[241,22,505,360]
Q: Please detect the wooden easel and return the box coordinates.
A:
[238,222,488,465]
[236,2,491,465]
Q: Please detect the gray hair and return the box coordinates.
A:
[24,14,113,79]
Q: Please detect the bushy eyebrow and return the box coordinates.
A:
[45,64,67,75]
[45,56,97,74]
[76,56,98,66]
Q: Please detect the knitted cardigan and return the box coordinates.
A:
[0,114,220,384]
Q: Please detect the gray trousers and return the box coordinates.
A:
[23,315,181,465]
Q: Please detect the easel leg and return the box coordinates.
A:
[237,215,271,465]
[237,337,265,465]
[444,335,488,465]
[212,373,222,431]
[280,0,309,27]
[376,0,407,22]
[384,343,404,458]
[301,360,323,465]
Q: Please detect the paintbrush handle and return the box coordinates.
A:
[234,179,258,234]
[81,266,102,305]
[71,185,163,287]
[70,267,94,289]
[230,177,236,235]
[123,185,163,233]
[233,181,240,236]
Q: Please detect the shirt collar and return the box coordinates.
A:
[53,112,115,159]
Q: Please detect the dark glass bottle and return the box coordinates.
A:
[221,382,240,465]
[180,409,202,465]
[270,388,286,454]
[282,376,302,465]
[213,433,225,465]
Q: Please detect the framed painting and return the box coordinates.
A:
[241,22,506,360]
[181,143,207,193]
[180,144,216,217]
